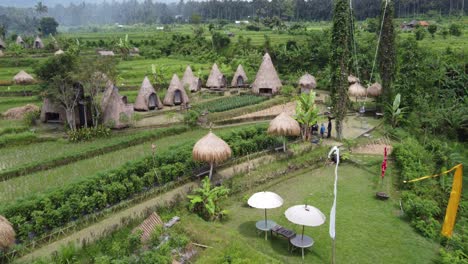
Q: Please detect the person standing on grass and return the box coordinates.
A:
[320,123,326,138]
[327,117,333,138]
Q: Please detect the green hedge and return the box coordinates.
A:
[0,125,282,243]
[0,126,190,181]
[0,132,56,149]
[194,95,268,113]
[0,126,29,137]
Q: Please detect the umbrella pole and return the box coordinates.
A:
[283,138,286,152]
[209,162,213,181]
[331,238,336,264]
[265,209,268,240]
[301,225,305,241]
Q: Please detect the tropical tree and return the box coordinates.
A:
[187,177,229,221]
[115,34,131,60]
[35,2,48,15]
[295,92,319,141]
[39,17,59,35]
[378,0,396,107]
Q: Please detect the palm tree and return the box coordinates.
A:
[35,2,48,15]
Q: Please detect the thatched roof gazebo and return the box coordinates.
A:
[252,53,282,95]
[0,38,6,49]
[367,82,382,97]
[54,49,64,56]
[231,64,248,88]
[34,36,44,49]
[298,73,317,94]
[134,76,162,111]
[348,82,366,99]
[13,70,34,84]
[268,112,301,151]
[163,74,190,106]
[206,63,227,89]
[0,215,16,251]
[16,36,25,48]
[182,65,202,92]
[193,130,232,180]
[101,82,134,128]
[348,75,360,84]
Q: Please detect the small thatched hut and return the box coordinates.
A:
[348,75,360,84]
[206,63,227,89]
[54,49,64,56]
[193,131,232,180]
[0,215,16,250]
[33,36,44,49]
[98,50,115,56]
[268,112,301,151]
[163,74,190,106]
[16,35,25,48]
[134,76,162,111]
[298,73,317,94]
[13,70,34,84]
[252,53,282,95]
[40,98,66,123]
[348,82,366,98]
[0,38,6,49]
[231,64,248,87]
[366,82,382,97]
[4,104,40,120]
[182,65,202,92]
[101,82,134,128]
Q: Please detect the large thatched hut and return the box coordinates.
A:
[163,74,190,106]
[206,63,227,89]
[366,82,382,97]
[193,131,232,180]
[16,35,25,48]
[0,215,15,251]
[0,38,6,50]
[182,65,202,92]
[101,82,134,128]
[298,73,317,94]
[33,36,44,49]
[252,53,282,95]
[231,64,248,87]
[13,70,34,84]
[134,76,162,111]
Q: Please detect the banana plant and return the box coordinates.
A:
[116,34,131,60]
[187,177,230,221]
[386,93,407,128]
[294,91,319,140]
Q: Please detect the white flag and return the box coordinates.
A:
[328,146,340,239]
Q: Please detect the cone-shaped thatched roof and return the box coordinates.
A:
[16,35,25,46]
[34,36,44,49]
[54,49,64,56]
[231,64,248,87]
[348,75,360,84]
[206,63,226,88]
[0,38,6,49]
[134,76,162,111]
[13,70,34,84]
[163,74,190,106]
[298,73,317,91]
[367,82,382,97]
[101,81,134,128]
[268,112,301,136]
[348,82,366,97]
[193,131,232,164]
[0,215,16,250]
[252,53,282,94]
[182,65,201,92]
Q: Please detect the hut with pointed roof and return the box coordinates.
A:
[0,38,6,50]
[134,76,162,111]
[298,73,317,94]
[13,70,34,84]
[231,64,248,88]
[0,215,16,250]
[54,49,64,56]
[163,74,190,106]
[101,82,134,128]
[33,36,44,49]
[252,53,282,95]
[182,65,202,92]
[206,63,227,89]
[16,35,26,48]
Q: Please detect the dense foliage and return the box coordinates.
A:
[188,177,230,221]
[67,125,111,142]
[194,94,268,113]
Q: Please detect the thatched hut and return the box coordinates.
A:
[40,98,67,123]
[163,74,190,106]
[33,36,44,49]
[268,112,301,151]
[348,75,360,84]
[13,70,34,84]
[0,215,15,250]
[98,50,115,56]
[298,73,317,94]
[348,82,366,98]
[193,131,232,180]
[366,82,382,97]
[206,63,227,89]
[134,76,162,111]
[182,65,202,92]
[4,104,40,120]
[231,64,248,87]
[0,38,6,49]
[16,35,25,48]
[252,53,282,95]
[101,82,134,128]
[54,49,64,56]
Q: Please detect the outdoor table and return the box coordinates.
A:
[255,220,276,240]
[290,235,314,260]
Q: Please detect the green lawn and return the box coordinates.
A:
[184,161,439,263]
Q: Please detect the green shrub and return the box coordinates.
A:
[22,111,40,127]
[415,26,426,40]
[449,24,462,37]
[67,125,111,142]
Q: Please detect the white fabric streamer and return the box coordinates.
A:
[328,146,340,239]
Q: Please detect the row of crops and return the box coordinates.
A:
[194,94,268,113]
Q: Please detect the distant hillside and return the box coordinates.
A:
[0,0,177,8]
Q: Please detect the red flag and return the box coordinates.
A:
[381,147,388,179]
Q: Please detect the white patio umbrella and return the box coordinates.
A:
[285,204,326,240]
[248,191,284,240]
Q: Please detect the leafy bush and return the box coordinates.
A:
[67,125,111,142]
[449,24,462,37]
[183,110,201,127]
[188,177,230,221]
[415,26,426,40]
[22,111,40,127]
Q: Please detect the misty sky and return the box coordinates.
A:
[0,0,179,8]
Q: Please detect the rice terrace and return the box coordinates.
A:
[0,0,466,263]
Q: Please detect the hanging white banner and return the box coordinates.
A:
[328,146,340,239]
